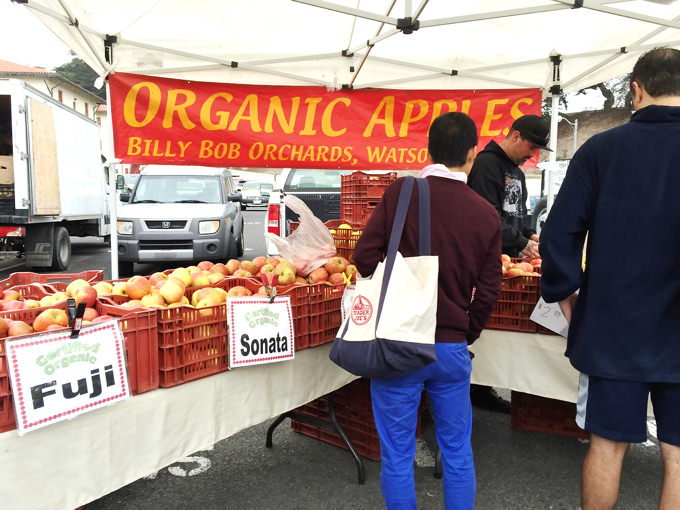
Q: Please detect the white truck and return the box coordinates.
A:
[0,79,109,270]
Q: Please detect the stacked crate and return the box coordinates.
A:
[340,171,397,225]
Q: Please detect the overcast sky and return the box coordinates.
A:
[0,2,73,69]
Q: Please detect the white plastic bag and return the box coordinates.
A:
[264,194,336,276]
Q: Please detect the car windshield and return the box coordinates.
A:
[243,182,261,190]
[288,169,354,190]
[131,175,222,204]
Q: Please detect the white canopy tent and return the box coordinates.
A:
[17,0,680,275]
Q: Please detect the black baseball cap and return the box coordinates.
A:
[512,115,552,151]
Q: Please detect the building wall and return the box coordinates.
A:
[18,75,101,120]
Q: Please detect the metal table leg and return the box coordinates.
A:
[327,393,366,484]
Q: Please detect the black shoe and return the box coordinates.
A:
[470,386,511,414]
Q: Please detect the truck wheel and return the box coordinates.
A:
[118,261,134,277]
[51,226,71,271]
[531,196,548,236]
[236,223,245,257]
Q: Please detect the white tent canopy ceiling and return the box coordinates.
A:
[18,0,680,94]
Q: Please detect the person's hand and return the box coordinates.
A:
[521,239,540,258]
[558,293,578,323]
[530,234,540,243]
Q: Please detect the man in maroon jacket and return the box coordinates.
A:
[352,112,502,509]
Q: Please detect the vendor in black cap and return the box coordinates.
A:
[467,114,551,413]
[468,114,551,259]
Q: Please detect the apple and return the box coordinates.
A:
[93,281,114,296]
[189,271,211,288]
[65,279,90,297]
[505,267,524,278]
[195,296,219,317]
[112,282,127,296]
[53,292,69,303]
[169,267,192,287]
[159,278,185,304]
[307,267,329,284]
[258,263,276,280]
[46,324,68,332]
[148,272,169,288]
[212,288,228,304]
[0,318,8,338]
[39,295,57,307]
[252,256,267,271]
[339,256,351,268]
[276,266,296,285]
[73,285,98,308]
[92,315,114,324]
[227,286,252,298]
[8,320,34,336]
[197,260,214,271]
[329,272,346,285]
[519,262,534,273]
[33,308,69,332]
[210,263,228,275]
[324,256,347,275]
[2,289,22,301]
[255,285,268,296]
[529,258,542,267]
[344,264,358,282]
[240,260,258,275]
[225,259,241,275]
[294,276,307,285]
[141,292,165,308]
[207,272,225,284]
[232,269,253,278]
[126,275,152,300]
[266,257,280,268]
[3,300,26,311]
[191,287,220,307]
[122,299,144,309]
[501,254,511,263]
[185,265,200,274]
[83,307,99,321]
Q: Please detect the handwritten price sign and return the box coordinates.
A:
[531,298,570,337]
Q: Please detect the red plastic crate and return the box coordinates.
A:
[511,391,589,439]
[0,270,103,291]
[96,297,159,395]
[5,283,61,300]
[340,198,380,225]
[486,275,540,333]
[341,171,397,199]
[325,220,363,263]
[307,283,344,347]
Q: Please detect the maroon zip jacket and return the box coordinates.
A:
[352,176,502,344]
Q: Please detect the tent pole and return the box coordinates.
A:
[546,54,562,214]
[104,80,120,281]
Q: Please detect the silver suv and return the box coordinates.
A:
[116,165,244,275]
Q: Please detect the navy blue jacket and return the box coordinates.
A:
[540,105,680,382]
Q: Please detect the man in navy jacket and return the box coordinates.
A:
[541,48,680,510]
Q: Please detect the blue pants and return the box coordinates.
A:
[371,341,475,510]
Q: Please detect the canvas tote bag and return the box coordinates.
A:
[329,177,438,379]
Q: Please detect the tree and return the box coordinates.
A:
[577,75,631,110]
[54,58,106,100]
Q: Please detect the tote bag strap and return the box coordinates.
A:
[377,177,431,319]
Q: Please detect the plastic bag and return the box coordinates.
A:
[264,194,336,276]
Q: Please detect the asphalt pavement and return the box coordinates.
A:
[0,209,666,509]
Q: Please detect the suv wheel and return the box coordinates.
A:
[531,196,548,236]
[236,223,245,257]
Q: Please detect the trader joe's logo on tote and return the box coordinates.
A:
[350,295,373,325]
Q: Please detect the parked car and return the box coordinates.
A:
[116,165,244,275]
[240,181,273,209]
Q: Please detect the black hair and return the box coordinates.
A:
[631,47,680,97]
[428,112,478,167]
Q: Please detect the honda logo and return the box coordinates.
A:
[161,221,171,229]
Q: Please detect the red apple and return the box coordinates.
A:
[8,320,34,336]
[210,263,228,275]
[73,285,98,308]
[307,267,329,284]
[225,259,241,275]
[324,256,347,275]
[91,315,114,324]
[197,260,214,271]
[2,289,22,301]
[125,275,152,300]
[33,308,69,332]
[240,260,258,276]
[252,256,267,271]
[3,300,26,311]
[0,318,8,338]
[65,279,90,297]
[227,286,252,298]
[148,272,169,288]
[82,307,99,322]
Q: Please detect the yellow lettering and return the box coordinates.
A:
[278,144,291,161]
[162,89,197,129]
[321,98,350,137]
[199,140,213,158]
[178,141,192,158]
[510,97,534,120]
[228,94,262,132]
[363,96,396,138]
[127,137,142,156]
[264,96,300,134]
[227,143,240,159]
[399,100,428,137]
[299,98,322,135]
[200,92,233,130]
[123,82,161,128]
[480,99,509,137]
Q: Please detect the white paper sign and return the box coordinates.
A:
[227,296,294,368]
[531,297,570,337]
[6,320,130,435]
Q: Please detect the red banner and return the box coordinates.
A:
[109,73,541,170]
